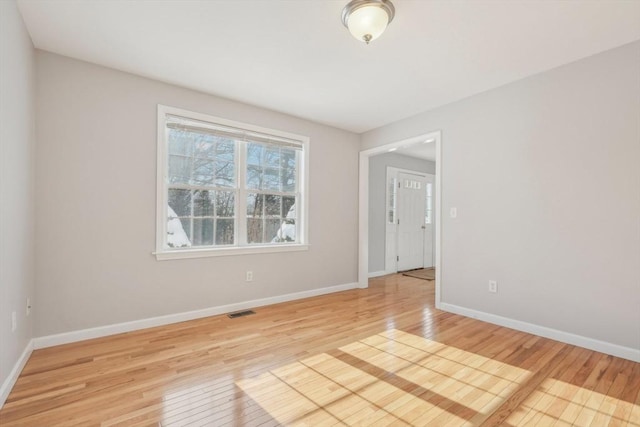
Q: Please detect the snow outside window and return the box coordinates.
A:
[156,105,308,259]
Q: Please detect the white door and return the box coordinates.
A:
[397,172,427,271]
[423,175,435,268]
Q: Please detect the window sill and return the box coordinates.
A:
[154,244,309,260]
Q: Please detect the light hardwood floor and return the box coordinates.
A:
[1,274,638,426]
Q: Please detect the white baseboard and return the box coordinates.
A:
[33,282,358,349]
[439,303,640,363]
[0,339,33,409]
[368,270,394,278]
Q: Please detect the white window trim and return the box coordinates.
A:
[155,105,310,260]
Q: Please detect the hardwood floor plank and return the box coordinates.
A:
[0,274,637,426]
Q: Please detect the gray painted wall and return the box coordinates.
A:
[368,153,435,273]
[0,0,36,392]
[35,52,360,337]
[362,41,640,350]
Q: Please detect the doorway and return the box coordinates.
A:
[358,131,442,309]
[384,168,435,273]
[397,171,435,272]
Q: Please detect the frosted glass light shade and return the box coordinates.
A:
[341,0,395,44]
[347,6,389,43]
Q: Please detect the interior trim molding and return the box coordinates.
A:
[0,339,33,409]
[33,282,359,350]
[439,302,640,363]
[358,130,442,305]
[368,270,394,278]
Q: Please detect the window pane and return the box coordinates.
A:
[265,219,281,243]
[193,190,214,217]
[388,178,396,224]
[168,189,191,217]
[247,143,263,166]
[264,147,280,167]
[246,165,261,190]
[264,195,281,217]
[282,171,296,192]
[282,196,296,219]
[167,210,191,248]
[168,155,191,185]
[192,218,214,246]
[215,161,235,187]
[247,218,263,243]
[282,174,295,192]
[193,139,215,159]
[263,168,280,191]
[247,193,263,217]
[273,219,295,242]
[216,219,234,245]
[216,191,235,217]
[215,140,235,161]
[192,159,215,186]
[167,130,193,156]
[281,149,296,192]
[281,148,296,169]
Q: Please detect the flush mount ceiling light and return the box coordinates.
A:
[341,0,395,44]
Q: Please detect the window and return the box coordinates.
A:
[425,182,433,224]
[156,105,308,260]
[387,177,397,224]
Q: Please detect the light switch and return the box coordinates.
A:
[450,207,457,218]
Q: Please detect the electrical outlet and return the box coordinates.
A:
[488,280,498,293]
[450,207,457,218]
[11,311,17,332]
[26,298,31,316]
[246,271,254,282]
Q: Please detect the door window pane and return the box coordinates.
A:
[425,183,433,224]
[388,178,397,224]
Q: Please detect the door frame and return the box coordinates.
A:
[385,167,434,274]
[358,131,442,309]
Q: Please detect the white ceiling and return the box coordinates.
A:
[17,0,640,133]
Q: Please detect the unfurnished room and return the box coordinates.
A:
[1,0,639,425]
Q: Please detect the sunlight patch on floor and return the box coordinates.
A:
[505,377,640,426]
[236,329,532,426]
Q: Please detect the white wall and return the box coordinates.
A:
[0,0,36,395]
[362,41,640,351]
[35,52,360,337]
[368,153,435,273]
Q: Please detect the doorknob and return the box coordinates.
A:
[421,225,426,229]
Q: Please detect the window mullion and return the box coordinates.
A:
[237,140,247,246]
[296,149,301,243]
[160,125,169,250]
